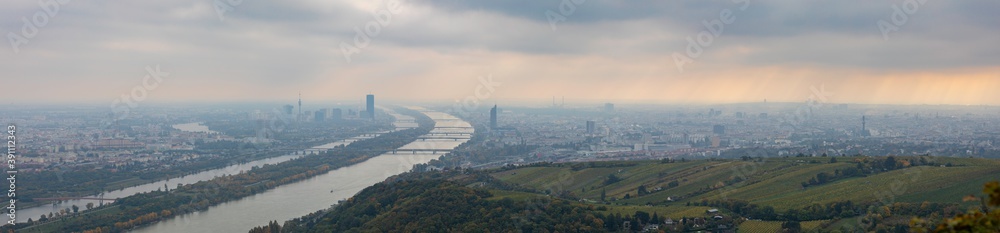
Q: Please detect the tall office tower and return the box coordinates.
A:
[604,103,614,112]
[586,120,596,134]
[366,94,375,119]
[298,93,302,116]
[490,105,498,129]
[282,104,294,115]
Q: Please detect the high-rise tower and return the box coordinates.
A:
[860,115,871,137]
[366,94,375,119]
[490,105,498,129]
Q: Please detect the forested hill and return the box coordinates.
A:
[275,176,606,232]
[261,156,1000,233]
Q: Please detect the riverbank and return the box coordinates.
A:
[6,107,436,233]
[133,108,473,233]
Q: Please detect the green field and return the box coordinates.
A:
[18,204,124,233]
[738,220,827,233]
[493,157,1000,208]
[597,205,715,219]
[487,189,547,201]
[490,156,1000,231]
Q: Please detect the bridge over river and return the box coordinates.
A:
[33,197,118,201]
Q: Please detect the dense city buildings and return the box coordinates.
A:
[449,102,1000,165]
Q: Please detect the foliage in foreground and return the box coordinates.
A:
[281,179,606,232]
[913,181,1000,233]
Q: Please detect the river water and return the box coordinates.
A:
[131,109,472,233]
[17,121,389,222]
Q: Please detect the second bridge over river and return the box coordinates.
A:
[390,148,453,154]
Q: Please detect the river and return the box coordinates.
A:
[131,108,472,232]
[17,121,394,222]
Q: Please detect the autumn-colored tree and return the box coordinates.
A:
[913,181,1000,232]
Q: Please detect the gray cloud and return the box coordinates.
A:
[1,0,998,104]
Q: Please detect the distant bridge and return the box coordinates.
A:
[276,148,333,155]
[34,197,118,201]
[425,132,473,136]
[391,149,453,154]
[417,136,471,141]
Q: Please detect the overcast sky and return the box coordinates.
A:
[3,0,999,106]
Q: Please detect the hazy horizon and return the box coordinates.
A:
[5,2,1000,232]
[5,99,1000,110]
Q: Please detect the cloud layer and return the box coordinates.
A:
[2,0,999,105]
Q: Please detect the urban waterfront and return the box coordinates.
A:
[6,1,1000,231]
[133,109,472,232]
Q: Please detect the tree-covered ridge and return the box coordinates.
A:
[273,168,744,233]
[279,178,607,233]
[271,170,999,233]
[267,156,1000,233]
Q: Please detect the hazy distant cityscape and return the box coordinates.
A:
[4,0,1000,232]
[4,97,1000,232]
[9,100,1000,173]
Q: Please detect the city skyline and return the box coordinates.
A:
[4,1,1000,232]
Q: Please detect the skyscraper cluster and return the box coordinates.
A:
[285,94,370,121]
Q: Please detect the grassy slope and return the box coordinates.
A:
[488,189,716,219]
[492,157,1000,214]
[737,220,827,233]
